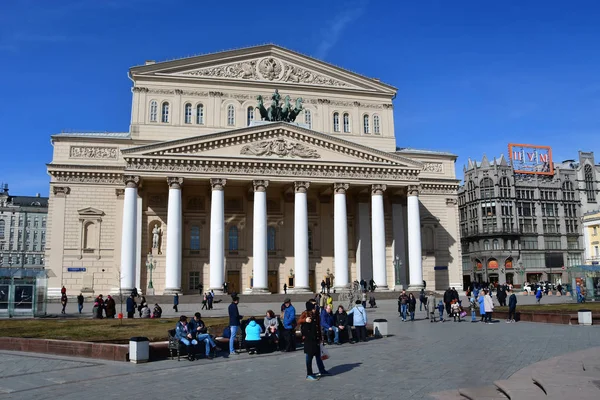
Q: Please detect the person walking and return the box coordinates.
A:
[299,301,330,381]
[427,293,437,322]
[408,293,417,321]
[61,293,68,314]
[173,293,179,313]
[535,286,543,304]
[126,294,135,318]
[507,289,517,323]
[208,291,214,310]
[77,293,84,314]
[419,289,426,311]
[105,295,116,318]
[437,300,445,322]
[347,300,368,342]
[283,283,287,294]
[282,298,297,352]
[443,288,453,317]
[228,296,242,355]
[320,280,326,294]
[201,293,208,310]
[398,290,408,321]
[484,290,494,323]
[469,296,477,322]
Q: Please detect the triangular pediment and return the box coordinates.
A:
[122,122,423,171]
[78,207,105,217]
[129,45,395,94]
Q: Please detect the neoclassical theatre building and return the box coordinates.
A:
[45,45,462,297]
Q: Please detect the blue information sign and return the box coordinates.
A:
[434,266,448,271]
[67,268,86,272]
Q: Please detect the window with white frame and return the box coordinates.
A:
[304,110,312,129]
[196,104,204,124]
[227,104,235,126]
[373,114,380,134]
[483,240,490,250]
[149,100,158,122]
[0,220,4,238]
[184,103,192,124]
[333,112,340,132]
[190,225,200,250]
[343,113,350,132]
[247,106,254,126]
[363,114,370,134]
[161,102,170,123]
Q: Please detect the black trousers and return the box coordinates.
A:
[127,312,134,318]
[354,326,367,342]
[283,328,295,351]
[508,307,516,320]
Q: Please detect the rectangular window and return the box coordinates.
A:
[544,238,561,250]
[10,216,14,226]
[567,253,582,267]
[594,226,598,236]
[521,253,544,268]
[42,218,46,228]
[567,237,579,250]
[189,271,200,291]
[190,226,200,251]
[521,237,538,250]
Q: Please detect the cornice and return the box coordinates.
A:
[420,182,459,195]
[49,170,124,185]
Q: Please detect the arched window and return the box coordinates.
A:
[196,104,204,124]
[343,113,350,132]
[227,104,235,126]
[0,220,5,238]
[228,226,239,251]
[267,226,276,251]
[492,239,500,250]
[247,106,254,126]
[304,110,312,129]
[149,100,158,122]
[483,240,490,251]
[333,112,340,132]
[585,164,596,202]
[161,102,170,123]
[184,103,192,124]
[363,114,370,134]
[190,225,200,250]
[373,114,380,134]
[480,177,494,199]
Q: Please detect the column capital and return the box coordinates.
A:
[115,188,125,198]
[371,184,387,196]
[52,186,71,197]
[124,175,140,188]
[333,183,349,194]
[294,181,310,193]
[407,185,420,196]
[253,180,269,192]
[167,177,183,189]
[210,178,226,191]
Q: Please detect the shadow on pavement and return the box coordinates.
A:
[329,362,362,375]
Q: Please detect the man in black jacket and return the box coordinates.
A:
[507,289,518,323]
[334,305,354,344]
[443,288,453,316]
[228,297,242,355]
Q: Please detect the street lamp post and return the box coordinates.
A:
[393,255,403,287]
[145,253,155,295]
[514,260,526,288]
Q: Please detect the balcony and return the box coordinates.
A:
[462,228,521,238]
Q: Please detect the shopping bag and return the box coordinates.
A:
[460,311,467,318]
[320,343,330,361]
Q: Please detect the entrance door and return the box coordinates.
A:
[489,274,499,286]
[309,270,316,292]
[506,273,514,285]
[268,271,278,293]
[226,270,241,294]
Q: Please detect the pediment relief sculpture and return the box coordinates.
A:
[240,138,320,159]
[181,57,353,88]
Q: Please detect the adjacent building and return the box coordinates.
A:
[458,149,594,288]
[0,184,48,269]
[583,211,600,265]
[44,45,463,297]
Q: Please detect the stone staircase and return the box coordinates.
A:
[430,347,600,400]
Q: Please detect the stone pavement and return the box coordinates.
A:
[1,297,599,399]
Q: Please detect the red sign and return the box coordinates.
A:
[508,143,554,176]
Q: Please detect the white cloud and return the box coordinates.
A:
[315,1,368,59]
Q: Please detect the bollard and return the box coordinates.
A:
[373,319,388,337]
[578,310,592,326]
[129,337,150,363]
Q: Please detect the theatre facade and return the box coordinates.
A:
[45,45,462,297]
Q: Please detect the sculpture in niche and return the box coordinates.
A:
[256,89,303,122]
[240,138,320,159]
[152,224,162,253]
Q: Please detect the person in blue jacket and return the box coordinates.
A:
[175,315,198,361]
[478,291,486,322]
[244,316,263,354]
[126,294,136,319]
[535,286,543,304]
[320,304,335,344]
[282,298,297,352]
[347,300,368,342]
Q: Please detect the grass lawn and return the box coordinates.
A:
[0,317,231,343]
[495,302,600,314]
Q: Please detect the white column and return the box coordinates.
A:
[251,180,269,293]
[392,199,408,290]
[334,183,350,290]
[120,176,139,291]
[293,181,311,292]
[356,199,372,282]
[407,186,424,290]
[164,177,183,294]
[371,184,388,290]
[209,178,226,292]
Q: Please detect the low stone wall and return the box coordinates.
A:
[0,337,130,361]
[493,311,599,325]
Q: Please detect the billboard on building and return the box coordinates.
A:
[508,143,554,175]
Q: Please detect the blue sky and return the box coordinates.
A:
[1,0,599,196]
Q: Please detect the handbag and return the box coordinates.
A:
[320,343,330,361]
[460,311,467,318]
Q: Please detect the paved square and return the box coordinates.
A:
[1,301,599,399]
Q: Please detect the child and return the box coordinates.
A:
[451,300,461,322]
[469,297,477,322]
[437,300,445,322]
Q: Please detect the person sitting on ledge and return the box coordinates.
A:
[152,303,162,318]
[141,304,151,318]
[264,310,279,351]
[190,312,218,359]
[175,315,198,361]
[245,316,263,355]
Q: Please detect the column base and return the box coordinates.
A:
[393,284,405,291]
[111,287,133,297]
[209,288,225,295]
[47,287,63,299]
[246,287,271,294]
[146,288,155,296]
[374,285,390,292]
[407,284,425,292]
[163,288,182,295]
[289,286,312,294]
[334,285,350,293]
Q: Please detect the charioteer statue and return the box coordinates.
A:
[257,89,304,123]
